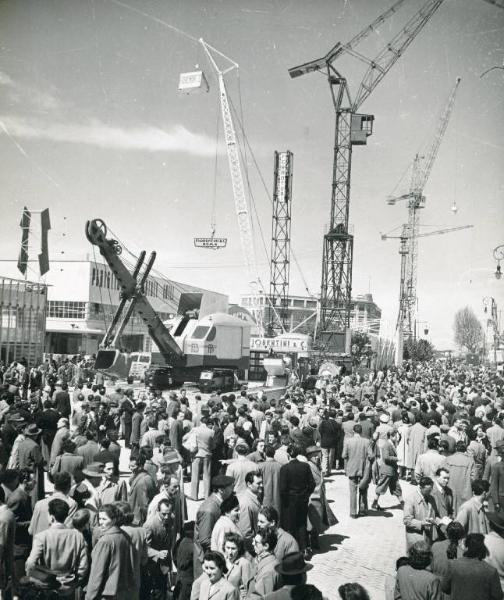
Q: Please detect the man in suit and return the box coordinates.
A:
[238,471,263,547]
[76,432,101,468]
[144,498,175,599]
[279,445,315,555]
[193,474,234,578]
[430,467,454,520]
[342,423,372,518]
[54,383,71,419]
[128,455,157,526]
[257,445,283,519]
[190,416,215,501]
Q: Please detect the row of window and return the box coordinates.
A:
[47,301,172,323]
[91,267,176,302]
[242,297,318,309]
[47,301,87,319]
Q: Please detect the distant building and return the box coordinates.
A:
[0,276,48,365]
[2,260,228,358]
[240,292,382,337]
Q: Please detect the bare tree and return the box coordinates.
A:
[453,307,483,353]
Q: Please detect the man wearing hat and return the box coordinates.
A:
[18,423,45,506]
[262,551,313,600]
[306,445,336,552]
[193,474,234,578]
[485,511,504,589]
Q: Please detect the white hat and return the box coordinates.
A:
[379,414,390,424]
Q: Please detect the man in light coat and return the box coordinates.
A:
[414,436,447,481]
[237,471,263,547]
[190,416,214,501]
[445,440,476,513]
[26,498,88,590]
[342,423,372,518]
[403,476,438,550]
[456,479,490,535]
[226,443,257,495]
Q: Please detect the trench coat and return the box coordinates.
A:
[85,526,136,600]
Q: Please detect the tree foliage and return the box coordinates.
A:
[453,306,483,353]
[351,332,372,366]
[403,338,434,362]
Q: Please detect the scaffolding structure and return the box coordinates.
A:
[268,151,293,335]
[0,276,48,366]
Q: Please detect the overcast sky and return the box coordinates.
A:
[1,0,503,349]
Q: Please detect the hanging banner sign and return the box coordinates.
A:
[194,237,228,249]
[250,335,311,353]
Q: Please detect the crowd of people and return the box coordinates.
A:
[0,355,503,600]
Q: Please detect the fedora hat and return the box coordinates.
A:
[82,462,105,478]
[275,551,313,575]
[24,423,41,437]
[306,445,321,456]
[487,511,504,531]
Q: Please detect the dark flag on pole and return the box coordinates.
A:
[17,207,31,276]
[38,208,51,276]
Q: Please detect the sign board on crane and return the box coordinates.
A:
[178,71,209,93]
[193,237,228,249]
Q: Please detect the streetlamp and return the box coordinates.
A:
[493,244,504,280]
[414,320,429,341]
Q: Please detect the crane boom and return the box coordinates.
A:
[382,224,473,240]
[412,77,461,194]
[288,0,407,80]
[199,39,262,329]
[353,0,445,110]
[85,219,183,360]
[288,0,443,351]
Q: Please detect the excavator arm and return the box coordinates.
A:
[85,219,184,369]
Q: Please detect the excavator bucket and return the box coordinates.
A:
[94,349,131,379]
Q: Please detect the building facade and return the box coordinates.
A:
[0,276,48,365]
[240,292,382,337]
[2,260,229,358]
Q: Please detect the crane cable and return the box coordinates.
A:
[229,93,315,297]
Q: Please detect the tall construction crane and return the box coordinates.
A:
[183,40,263,329]
[288,0,444,353]
[387,77,461,339]
[382,225,473,346]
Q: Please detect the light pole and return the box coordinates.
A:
[414,320,430,342]
[483,296,499,364]
[493,244,504,280]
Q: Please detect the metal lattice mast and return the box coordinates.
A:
[289,0,444,351]
[402,77,461,337]
[268,151,293,335]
